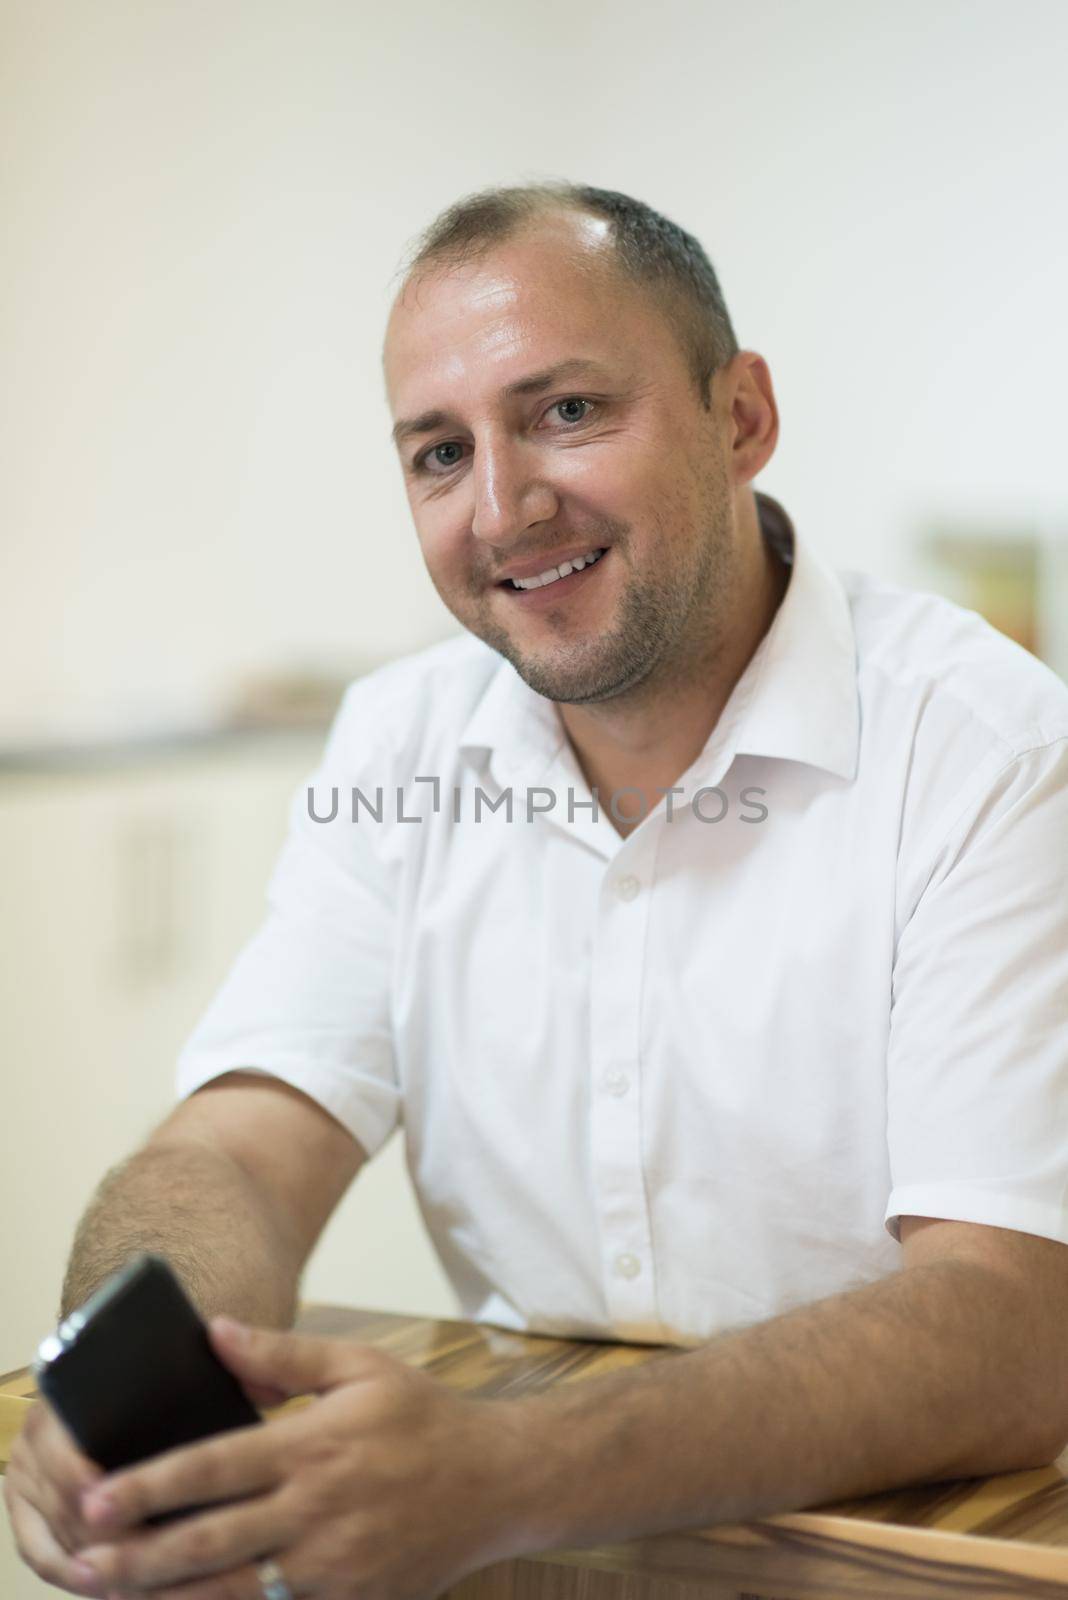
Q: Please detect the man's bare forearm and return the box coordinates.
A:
[506,1260,1058,1552]
[59,1142,301,1327]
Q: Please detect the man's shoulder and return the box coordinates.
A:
[842,566,1068,758]
[326,632,504,767]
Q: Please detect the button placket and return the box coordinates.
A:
[588,837,660,1339]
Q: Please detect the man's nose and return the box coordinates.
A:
[470,434,558,547]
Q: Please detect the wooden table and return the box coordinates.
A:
[5,1302,1068,1599]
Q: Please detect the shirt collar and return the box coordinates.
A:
[457,491,860,791]
[730,493,860,782]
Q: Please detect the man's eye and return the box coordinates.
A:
[418,441,465,474]
[553,396,594,425]
[413,397,597,475]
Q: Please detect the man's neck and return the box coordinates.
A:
[557,498,790,839]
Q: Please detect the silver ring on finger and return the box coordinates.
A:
[257,1556,295,1600]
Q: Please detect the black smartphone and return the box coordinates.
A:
[33,1251,263,1526]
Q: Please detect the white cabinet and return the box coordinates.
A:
[0,732,458,1378]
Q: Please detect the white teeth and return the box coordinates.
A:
[510,548,605,590]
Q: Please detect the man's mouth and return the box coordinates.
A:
[497,546,609,600]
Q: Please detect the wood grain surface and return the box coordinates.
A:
[5,1302,1068,1600]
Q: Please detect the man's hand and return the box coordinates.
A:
[4,1397,110,1595]
[70,1317,538,1599]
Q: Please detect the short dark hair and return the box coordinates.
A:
[394,181,739,410]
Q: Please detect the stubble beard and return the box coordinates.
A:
[454,475,737,708]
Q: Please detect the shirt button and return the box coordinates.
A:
[602,1070,630,1096]
[615,1252,641,1278]
[615,874,640,901]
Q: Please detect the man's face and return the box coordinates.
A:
[383,211,741,705]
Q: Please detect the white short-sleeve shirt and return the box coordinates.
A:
[175,493,1068,1348]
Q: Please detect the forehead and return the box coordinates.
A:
[382,215,665,412]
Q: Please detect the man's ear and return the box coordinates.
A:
[728,352,779,488]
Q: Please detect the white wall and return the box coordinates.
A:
[3,0,1066,743]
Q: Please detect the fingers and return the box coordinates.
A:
[3,1473,106,1596]
[9,1400,105,1555]
[76,1491,297,1593]
[208,1318,383,1398]
[237,1377,288,1410]
[80,1419,282,1531]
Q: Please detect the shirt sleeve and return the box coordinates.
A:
[885,735,1068,1246]
[174,682,401,1159]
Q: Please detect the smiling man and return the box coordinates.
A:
[384,200,789,829]
[10,181,1068,1600]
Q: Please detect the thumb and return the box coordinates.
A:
[208,1317,377,1398]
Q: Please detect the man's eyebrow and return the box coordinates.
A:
[389,358,617,449]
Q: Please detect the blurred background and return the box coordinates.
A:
[2,0,1067,1588]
